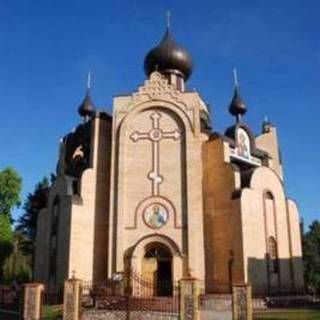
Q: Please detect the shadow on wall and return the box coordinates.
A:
[247,256,305,297]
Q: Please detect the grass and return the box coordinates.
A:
[42,304,62,320]
[0,305,62,320]
[254,308,320,320]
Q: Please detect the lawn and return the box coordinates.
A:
[254,308,320,320]
[0,305,62,320]
[42,305,62,320]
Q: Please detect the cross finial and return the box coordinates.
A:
[233,68,239,88]
[264,115,269,123]
[166,11,171,30]
[87,70,92,90]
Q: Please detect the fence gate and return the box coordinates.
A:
[81,272,180,320]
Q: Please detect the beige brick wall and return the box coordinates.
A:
[34,71,304,298]
[242,166,303,294]
[256,126,283,180]
[35,115,112,289]
[34,207,50,283]
[202,136,304,295]
[108,72,207,281]
[202,138,244,293]
[68,116,111,283]
[287,199,305,291]
[34,175,73,291]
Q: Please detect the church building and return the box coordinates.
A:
[34,25,304,296]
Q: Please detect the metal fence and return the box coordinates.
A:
[81,272,180,319]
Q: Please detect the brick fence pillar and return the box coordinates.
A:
[63,277,82,320]
[22,283,44,320]
[232,283,252,320]
[180,275,200,320]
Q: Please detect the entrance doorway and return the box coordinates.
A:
[142,243,173,296]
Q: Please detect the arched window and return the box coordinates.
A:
[265,191,274,200]
[267,236,278,273]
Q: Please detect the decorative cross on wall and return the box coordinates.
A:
[130,111,180,195]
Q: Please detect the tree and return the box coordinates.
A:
[303,220,320,293]
[0,214,14,281]
[0,167,22,282]
[0,167,22,219]
[3,232,32,284]
[16,177,49,271]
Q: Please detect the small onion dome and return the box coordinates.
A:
[228,87,247,118]
[78,91,95,118]
[144,28,193,80]
[262,116,273,133]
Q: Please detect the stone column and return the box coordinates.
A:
[22,283,44,320]
[180,275,200,320]
[63,277,82,320]
[232,283,252,320]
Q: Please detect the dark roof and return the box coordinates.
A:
[224,123,252,140]
[144,28,193,80]
[228,87,247,117]
[78,91,95,117]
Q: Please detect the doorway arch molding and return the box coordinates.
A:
[126,234,183,281]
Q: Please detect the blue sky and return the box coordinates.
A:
[0,0,319,227]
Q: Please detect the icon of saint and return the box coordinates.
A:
[237,132,249,159]
[148,205,166,227]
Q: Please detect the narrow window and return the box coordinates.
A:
[267,236,279,273]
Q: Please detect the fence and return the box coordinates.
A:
[0,284,22,319]
[80,272,181,320]
[0,278,259,320]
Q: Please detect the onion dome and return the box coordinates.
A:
[78,71,95,119]
[228,87,247,118]
[78,91,95,118]
[262,116,273,133]
[144,28,193,80]
[228,69,247,122]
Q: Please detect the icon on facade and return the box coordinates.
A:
[237,127,250,159]
[143,203,168,228]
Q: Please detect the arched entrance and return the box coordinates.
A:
[142,242,173,296]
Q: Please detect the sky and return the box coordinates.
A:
[0,0,319,227]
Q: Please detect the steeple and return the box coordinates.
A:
[262,116,273,133]
[166,10,171,30]
[78,71,95,121]
[228,68,247,123]
[143,13,193,91]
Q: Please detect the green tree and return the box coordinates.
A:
[0,214,14,281]
[0,167,22,219]
[0,167,22,282]
[3,232,32,284]
[303,220,320,293]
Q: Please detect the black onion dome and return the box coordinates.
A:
[78,91,95,117]
[228,87,247,117]
[144,28,193,80]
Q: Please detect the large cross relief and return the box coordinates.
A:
[130,111,181,196]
